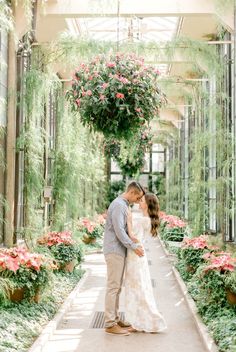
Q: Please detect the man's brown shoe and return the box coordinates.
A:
[117,320,132,328]
[105,325,130,336]
[126,326,138,333]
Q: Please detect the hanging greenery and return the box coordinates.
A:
[116,127,153,177]
[102,126,152,177]
[66,53,165,139]
[0,0,13,32]
[52,98,107,228]
[16,67,58,245]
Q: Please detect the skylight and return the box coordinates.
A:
[66,16,179,75]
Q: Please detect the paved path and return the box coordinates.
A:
[37,237,207,352]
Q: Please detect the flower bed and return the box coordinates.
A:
[0,269,83,352]
[160,214,236,352]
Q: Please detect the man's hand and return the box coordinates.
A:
[134,246,144,257]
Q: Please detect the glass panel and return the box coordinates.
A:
[143,153,150,172]
[137,174,149,189]
[67,16,179,75]
[111,158,121,172]
[152,143,164,152]
[152,152,164,172]
[111,174,123,182]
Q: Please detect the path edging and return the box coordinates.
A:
[172,267,218,352]
[159,238,218,352]
[28,269,90,352]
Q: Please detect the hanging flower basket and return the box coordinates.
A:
[67,53,165,140]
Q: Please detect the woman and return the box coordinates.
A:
[125,192,167,333]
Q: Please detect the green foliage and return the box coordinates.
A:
[161,228,185,242]
[103,127,152,177]
[180,248,207,271]
[0,269,84,352]
[0,0,13,32]
[9,266,52,298]
[224,271,236,295]
[52,102,106,226]
[84,225,104,240]
[151,172,166,210]
[0,277,15,304]
[50,243,83,266]
[15,45,107,240]
[16,67,59,244]
[106,180,126,206]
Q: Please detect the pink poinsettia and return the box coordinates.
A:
[203,251,236,272]
[0,247,53,273]
[116,92,124,99]
[160,213,187,229]
[38,231,75,247]
[182,235,209,249]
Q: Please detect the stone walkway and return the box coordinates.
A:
[34,237,207,352]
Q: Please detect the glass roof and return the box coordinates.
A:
[66,16,180,75]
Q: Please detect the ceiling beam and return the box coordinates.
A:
[42,0,233,30]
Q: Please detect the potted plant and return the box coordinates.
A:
[66,53,165,140]
[201,251,236,305]
[179,235,212,273]
[0,247,55,302]
[79,218,104,244]
[159,213,187,242]
[37,231,83,272]
[224,271,236,305]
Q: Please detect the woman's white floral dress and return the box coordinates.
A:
[125,213,167,332]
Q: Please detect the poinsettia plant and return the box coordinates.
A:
[0,247,55,298]
[202,251,236,273]
[159,212,187,242]
[37,231,83,267]
[67,53,165,139]
[78,218,104,240]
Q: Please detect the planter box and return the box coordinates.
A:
[82,235,96,245]
[62,259,77,273]
[9,287,25,302]
[226,289,236,305]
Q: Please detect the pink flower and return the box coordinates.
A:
[106,62,116,68]
[203,251,236,272]
[118,76,129,84]
[100,94,105,101]
[116,93,124,99]
[86,90,92,96]
[154,69,160,75]
[182,235,208,249]
[135,108,141,113]
[76,99,81,107]
[102,83,109,89]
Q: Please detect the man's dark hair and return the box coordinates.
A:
[127,181,145,195]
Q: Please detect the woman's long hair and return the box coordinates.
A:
[145,193,160,237]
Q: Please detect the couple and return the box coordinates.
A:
[103,181,167,336]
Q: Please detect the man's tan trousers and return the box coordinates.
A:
[104,253,125,328]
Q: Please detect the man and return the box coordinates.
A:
[103,181,145,336]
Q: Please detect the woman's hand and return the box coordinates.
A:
[130,235,139,243]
